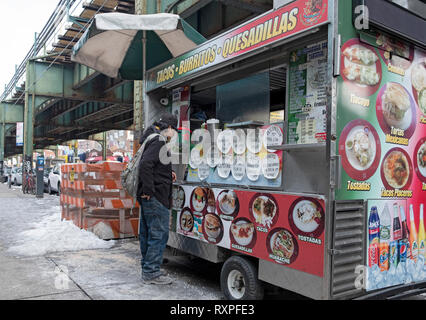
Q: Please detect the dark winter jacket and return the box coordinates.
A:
[137,123,172,209]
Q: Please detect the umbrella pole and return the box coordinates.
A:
[142,30,147,128]
[138,30,147,238]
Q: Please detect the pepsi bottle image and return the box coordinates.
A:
[398,239,408,263]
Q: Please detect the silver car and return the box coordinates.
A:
[11,167,23,186]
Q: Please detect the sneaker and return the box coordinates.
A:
[142,275,173,285]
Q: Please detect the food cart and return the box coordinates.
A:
[141,0,426,300]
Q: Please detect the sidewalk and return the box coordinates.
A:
[0,183,223,300]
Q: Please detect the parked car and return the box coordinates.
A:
[1,167,12,183]
[43,167,52,193]
[48,164,61,194]
[11,167,23,186]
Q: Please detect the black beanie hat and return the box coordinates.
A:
[159,113,178,130]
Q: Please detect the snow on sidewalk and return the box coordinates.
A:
[7,205,115,257]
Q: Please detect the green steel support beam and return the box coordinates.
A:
[0,103,24,123]
[73,63,100,89]
[0,102,23,174]
[28,60,133,107]
[0,103,23,171]
[23,59,133,163]
[0,123,5,169]
[134,0,148,138]
[24,60,35,173]
[4,123,23,158]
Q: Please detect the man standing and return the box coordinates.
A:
[137,113,178,285]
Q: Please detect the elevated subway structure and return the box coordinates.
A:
[0,0,274,174]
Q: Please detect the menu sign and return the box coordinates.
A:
[336,2,426,291]
[172,185,326,277]
[146,0,328,92]
[186,124,284,188]
[287,41,328,144]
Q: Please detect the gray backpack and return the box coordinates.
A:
[121,133,161,203]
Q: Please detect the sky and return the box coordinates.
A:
[0,0,61,96]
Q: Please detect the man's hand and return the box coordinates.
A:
[141,195,151,200]
[172,171,177,183]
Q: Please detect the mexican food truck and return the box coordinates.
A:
[142,0,426,300]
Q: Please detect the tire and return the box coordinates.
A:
[220,255,264,300]
[57,183,61,196]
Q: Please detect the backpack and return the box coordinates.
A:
[121,133,161,205]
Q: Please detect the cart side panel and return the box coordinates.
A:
[334,0,426,296]
[172,185,326,277]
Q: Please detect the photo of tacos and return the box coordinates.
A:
[250,194,278,229]
[381,149,412,190]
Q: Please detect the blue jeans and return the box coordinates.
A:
[139,196,170,280]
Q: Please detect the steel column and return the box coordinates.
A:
[133,0,148,153]
[0,122,4,175]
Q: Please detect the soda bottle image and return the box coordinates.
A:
[392,204,402,241]
[418,204,425,265]
[368,242,379,268]
[398,239,408,263]
[400,206,410,258]
[369,206,380,242]
[380,204,391,242]
[409,205,418,263]
[379,242,389,272]
[368,206,380,267]
[389,240,399,268]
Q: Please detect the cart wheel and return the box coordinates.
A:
[220,256,264,300]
